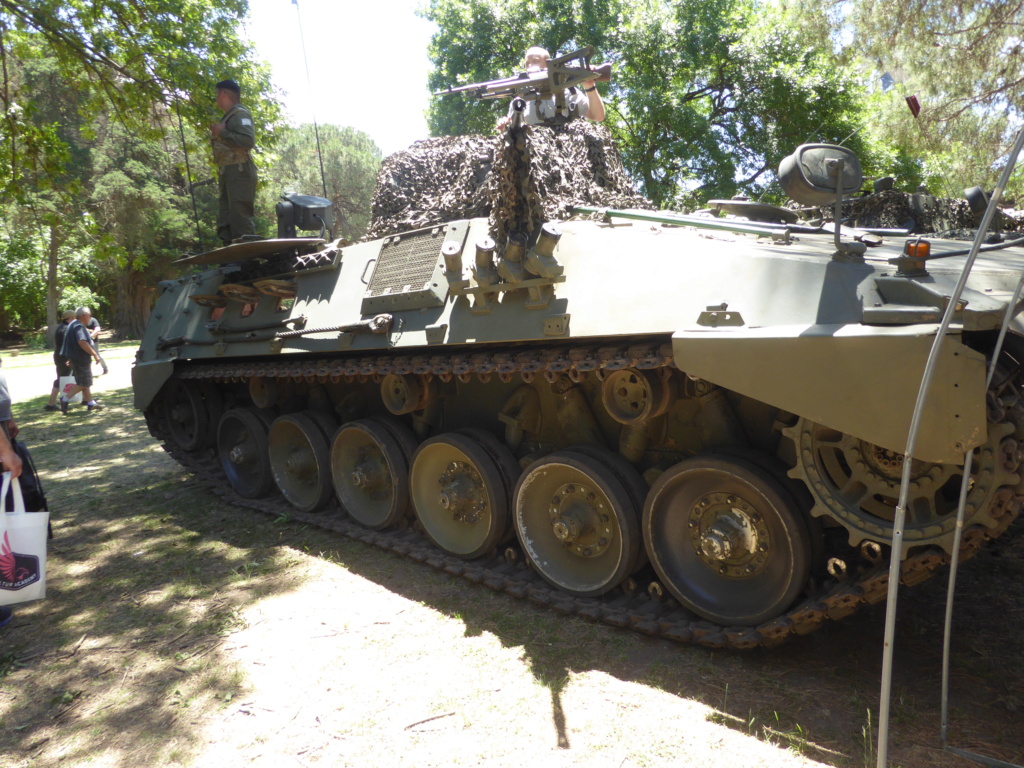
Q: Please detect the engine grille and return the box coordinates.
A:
[362,229,450,313]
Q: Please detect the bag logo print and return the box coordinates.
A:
[0,531,40,590]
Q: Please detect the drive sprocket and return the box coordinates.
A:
[780,359,1024,553]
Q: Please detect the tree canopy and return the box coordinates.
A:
[783,0,1024,198]
[423,0,871,207]
[261,124,382,242]
[0,0,282,202]
[848,0,1023,124]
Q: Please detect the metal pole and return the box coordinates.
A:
[876,126,1024,768]
[173,95,205,249]
[293,0,329,200]
[938,128,1024,767]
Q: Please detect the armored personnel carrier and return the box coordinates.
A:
[134,128,1024,648]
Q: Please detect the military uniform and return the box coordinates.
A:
[212,102,257,244]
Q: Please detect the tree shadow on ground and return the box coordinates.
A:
[4,382,1021,768]
[206,493,1024,766]
[333,519,1024,767]
[0,386,309,767]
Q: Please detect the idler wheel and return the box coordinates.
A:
[514,449,642,597]
[217,408,274,498]
[331,418,416,530]
[643,455,811,626]
[410,432,512,558]
[165,380,211,452]
[268,412,333,513]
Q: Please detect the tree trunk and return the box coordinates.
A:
[45,225,61,349]
[111,267,154,339]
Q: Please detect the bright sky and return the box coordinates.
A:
[244,0,437,157]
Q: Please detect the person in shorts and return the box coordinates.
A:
[44,310,76,412]
[58,307,105,414]
[85,312,108,375]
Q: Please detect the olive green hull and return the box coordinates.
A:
[134,217,1024,464]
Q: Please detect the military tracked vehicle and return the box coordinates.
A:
[133,137,1024,649]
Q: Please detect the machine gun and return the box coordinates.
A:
[434,46,611,125]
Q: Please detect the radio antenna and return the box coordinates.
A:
[293,0,328,199]
[173,93,205,249]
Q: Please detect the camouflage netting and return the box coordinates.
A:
[816,190,1024,237]
[366,124,1023,244]
[365,135,496,240]
[365,122,650,243]
[487,120,651,247]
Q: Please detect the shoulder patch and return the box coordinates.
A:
[241,118,253,126]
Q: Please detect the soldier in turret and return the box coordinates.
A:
[211,78,257,245]
[496,46,606,130]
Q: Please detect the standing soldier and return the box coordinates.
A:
[210,78,257,245]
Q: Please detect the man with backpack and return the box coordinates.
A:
[58,307,105,414]
[44,310,76,412]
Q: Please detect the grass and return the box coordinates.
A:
[0,344,1020,767]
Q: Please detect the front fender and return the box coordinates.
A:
[672,323,986,464]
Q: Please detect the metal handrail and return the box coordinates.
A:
[571,205,792,239]
[876,126,1024,768]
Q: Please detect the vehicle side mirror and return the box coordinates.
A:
[778,144,863,206]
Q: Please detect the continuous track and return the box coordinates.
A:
[150,342,1022,649]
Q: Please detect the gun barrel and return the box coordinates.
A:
[433,73,531,97]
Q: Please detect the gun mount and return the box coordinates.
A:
[434,46,611,118]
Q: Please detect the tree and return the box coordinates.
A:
[261,124,382,242]
[0,233,45,332]
[0,1,281,191]
[89,115,198,338]
[423,0,870,207]
[781,0,1024,198]
[0,225,99,336]
[848,0,1023,124]
[0,51,99,344]
[610,1,867,206]
[0,1,282,338]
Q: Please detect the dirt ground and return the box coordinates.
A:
[0,342,1021,768]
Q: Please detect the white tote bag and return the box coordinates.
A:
[0,471,49,606]
[58,375,83,405]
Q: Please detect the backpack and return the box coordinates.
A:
[54,322,69,355]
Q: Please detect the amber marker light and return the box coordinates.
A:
[903,238,931,259]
